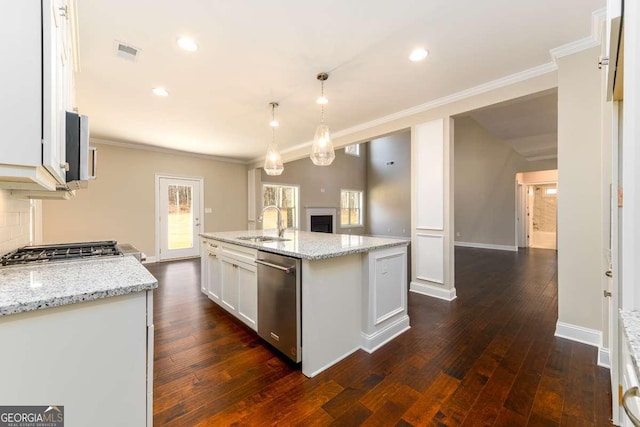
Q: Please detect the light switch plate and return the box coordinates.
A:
[205,208,212,214]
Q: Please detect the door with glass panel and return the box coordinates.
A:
[158,177,202,260]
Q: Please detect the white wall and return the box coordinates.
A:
[0,190,31,255]
[366,132,411,238]
[557,46,607,336]
[454,116,557,248]
[42,140,248,257]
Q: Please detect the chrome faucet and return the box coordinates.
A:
[259,205,286,238]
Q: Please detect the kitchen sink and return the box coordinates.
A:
[236,235,290,243]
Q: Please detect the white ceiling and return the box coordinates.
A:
[464,89,558,160]
[76,0,603,162]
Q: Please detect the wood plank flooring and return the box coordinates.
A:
[146,247,613,426]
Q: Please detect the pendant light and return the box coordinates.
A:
[310,72,335,166]
[264,102,284,176]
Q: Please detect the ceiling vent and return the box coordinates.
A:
[114,40,141,61]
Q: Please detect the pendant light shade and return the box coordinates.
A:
[264,102,284,176]
[310,72,335,166]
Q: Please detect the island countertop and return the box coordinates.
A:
[200,230,410,260]
[0,255,157,316]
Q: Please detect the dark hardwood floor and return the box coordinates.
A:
[146,247,613,426]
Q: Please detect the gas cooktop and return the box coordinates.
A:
[1,241,123,266]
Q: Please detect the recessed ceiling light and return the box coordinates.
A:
[177,37,198,52]
[316,96,328,105]
[409,47,429,62]
[152,87,169,97]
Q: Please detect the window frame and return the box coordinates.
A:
[340,188,364,228]
[261,183,300,230]
[344,144,360,157]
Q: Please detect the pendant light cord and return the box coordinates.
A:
[320,80,325,123]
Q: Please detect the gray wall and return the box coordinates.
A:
[366,132,411,238]
[259,146,367,233]
[454,116,557,247]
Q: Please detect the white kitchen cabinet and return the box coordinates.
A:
[207,249,222,302]
[0,291,153,427]
[220,257,239,312]
[201,238,258,331]
[621,329,640,426]
[0,0,76,191]
[236,261,258,330]
[201,240,221,302]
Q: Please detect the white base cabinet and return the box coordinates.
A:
[201,239,257,331]
[621,327,640,426]
[0,291,153,427]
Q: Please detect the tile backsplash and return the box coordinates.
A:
[0,190,30,255]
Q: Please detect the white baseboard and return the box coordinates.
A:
[410,282,457,301]
[360,315,411,353]
[302,347,360,378]
[455,241,518,252]
[142,256,157,264]
[554,321,603,348]
[598,347,610,368]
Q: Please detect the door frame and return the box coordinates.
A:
[515,180,557,248]
[154,174,204,262]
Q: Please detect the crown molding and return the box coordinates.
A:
[550,7,605,60]
[91,137,247,164]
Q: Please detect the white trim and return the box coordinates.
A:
[454,241,518,252]
[550,8,605,60]
[598,348,611,368]
[142,256,156,264]
[303,347,360,378]
[550,37,600,60]
[554,321,603,348]
[92,137,246,164]
[155,175,205,261]
[360,316,410,353]
[526,154,558,162]
[410,282,457,301]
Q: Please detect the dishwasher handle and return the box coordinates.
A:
[256,258,295,274]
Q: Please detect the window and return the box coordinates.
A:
[262,184,299,230]
[344,144,360,157]
[341,190,363,227]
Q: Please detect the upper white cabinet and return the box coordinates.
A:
[0,0,76,191]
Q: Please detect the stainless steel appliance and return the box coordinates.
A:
[65,111,96,189]
[255,251,301,363]
[0,241,143,266]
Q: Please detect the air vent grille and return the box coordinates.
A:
[114,40,141,61]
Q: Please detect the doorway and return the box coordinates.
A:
[527,183,557,249]
[156,175,203,261]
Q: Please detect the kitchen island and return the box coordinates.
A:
[0,256,157,427]
[200,230,410,377]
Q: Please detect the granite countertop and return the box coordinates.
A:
[0,256,157,316]
[200,230,410,260]
[621,309,640,379]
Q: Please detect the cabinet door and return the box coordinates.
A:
[42,0,67,184]
[200,243,208,294]
[237,262,258,331]
[220,258,238,313]
[207,252,221,302]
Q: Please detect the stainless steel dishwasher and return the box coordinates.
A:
[255,251,301,363]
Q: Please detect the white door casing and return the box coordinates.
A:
[156,175,204,261]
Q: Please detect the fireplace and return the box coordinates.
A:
[306,208,337,234]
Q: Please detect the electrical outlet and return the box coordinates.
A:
[456,231,460,237]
